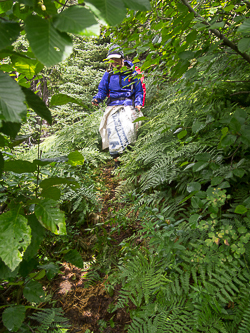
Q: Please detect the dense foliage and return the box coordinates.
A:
[1,0,250,332]
[94,1,250,332]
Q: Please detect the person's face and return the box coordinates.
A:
[110,57,122,68]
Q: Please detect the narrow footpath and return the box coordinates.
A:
[51,162,133,333]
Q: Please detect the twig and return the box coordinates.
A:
[2,278,23,296]
[230,91,250,96]
[224,80,250,83]
[62,0,69,11]
[53,0,70,7]
[25,323,35,333]
[230,142,241,169]
[180,0,250,64]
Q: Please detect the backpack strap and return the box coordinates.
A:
[108,71,123,88]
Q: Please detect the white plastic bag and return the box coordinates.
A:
[99,105,143,156]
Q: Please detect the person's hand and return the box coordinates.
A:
[92,99,99,106]
[135,105,142,111]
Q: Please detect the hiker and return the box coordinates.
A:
[92,44,144,168]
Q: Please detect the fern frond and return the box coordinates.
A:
[29,308,69,333]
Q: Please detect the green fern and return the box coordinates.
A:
[29,308,69,333]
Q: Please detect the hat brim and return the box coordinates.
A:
[107,54,122,59]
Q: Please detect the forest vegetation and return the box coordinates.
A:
[1,0,250,332]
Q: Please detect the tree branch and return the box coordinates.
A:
[230,91,250,95]
[53,0,71,7]
[180,0,250,64]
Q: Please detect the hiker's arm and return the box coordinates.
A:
[134,79,143,110]
[92,72,109,104]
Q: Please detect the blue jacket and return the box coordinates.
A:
[93,60,143,107]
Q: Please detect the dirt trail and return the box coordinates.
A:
[52,163,132,333]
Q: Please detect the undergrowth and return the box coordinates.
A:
[89,53,250,333]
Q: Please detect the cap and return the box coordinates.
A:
[107,44,124,59]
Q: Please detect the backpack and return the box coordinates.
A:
[134,66,146,107]
[107,65,146,107]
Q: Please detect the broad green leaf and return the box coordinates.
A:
[9,134,30,148]
[238,38,250,53]
[0,64,14,72]
[23,280,45,303]
[189,214,200,227]
[4,160,36,173]
[0,21,20,51]
[211,177,224,186]
[133,116,149,123]
[19,258,38,278]
[0,211,31,270]
[238,226,247,233]
[176,2,188,13]
[235,205,247,214]
[21,87,52,124]
[0,121,21,138]
[53,6,97,34]
[29,269,46,280]
[0,134,8,147]
[178,51,194,60]
[195,153,210,161]
[13,2,31,20]
[191,196,203,209]
[219,181,230,189]
[2,306,26,332]
[187,182,201,193]
[177,129,187,139]
[18,0,34,6]
[229,117,241,133]
[234,108,247,124]
[193,161,209,172]
[236,5,246,12]
[81,23,100,36]
[24,215,45,261]
[209,21,225,29]
[64,249,83,268]
[25,15,73,67]
[233,168,245,178]
[50,93,87,107]
[0,71,26,123]
[184,67,197,79]
[241,125,250,145]
[36,0,57,15]
[86,0,126,26]
[238,18,250,33]
[0,0,12,14]
[173,127,183,134]
[0,258,19,279]
[35,198,66,235]
[34,156,68,166]
[192,121,205,133]
[39,262,60,280]
[40,176,78,189]
[224,4,234,11]
[221,126,228,137]
[41,187,61,200]
[122,0,151,10]
[183,162,195,170]
[244,197,250,208]
[68,151,84,166]
[186,30,197,44]
[172,59,190,78]
[11,56,44,80]
[220,134,237,147]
